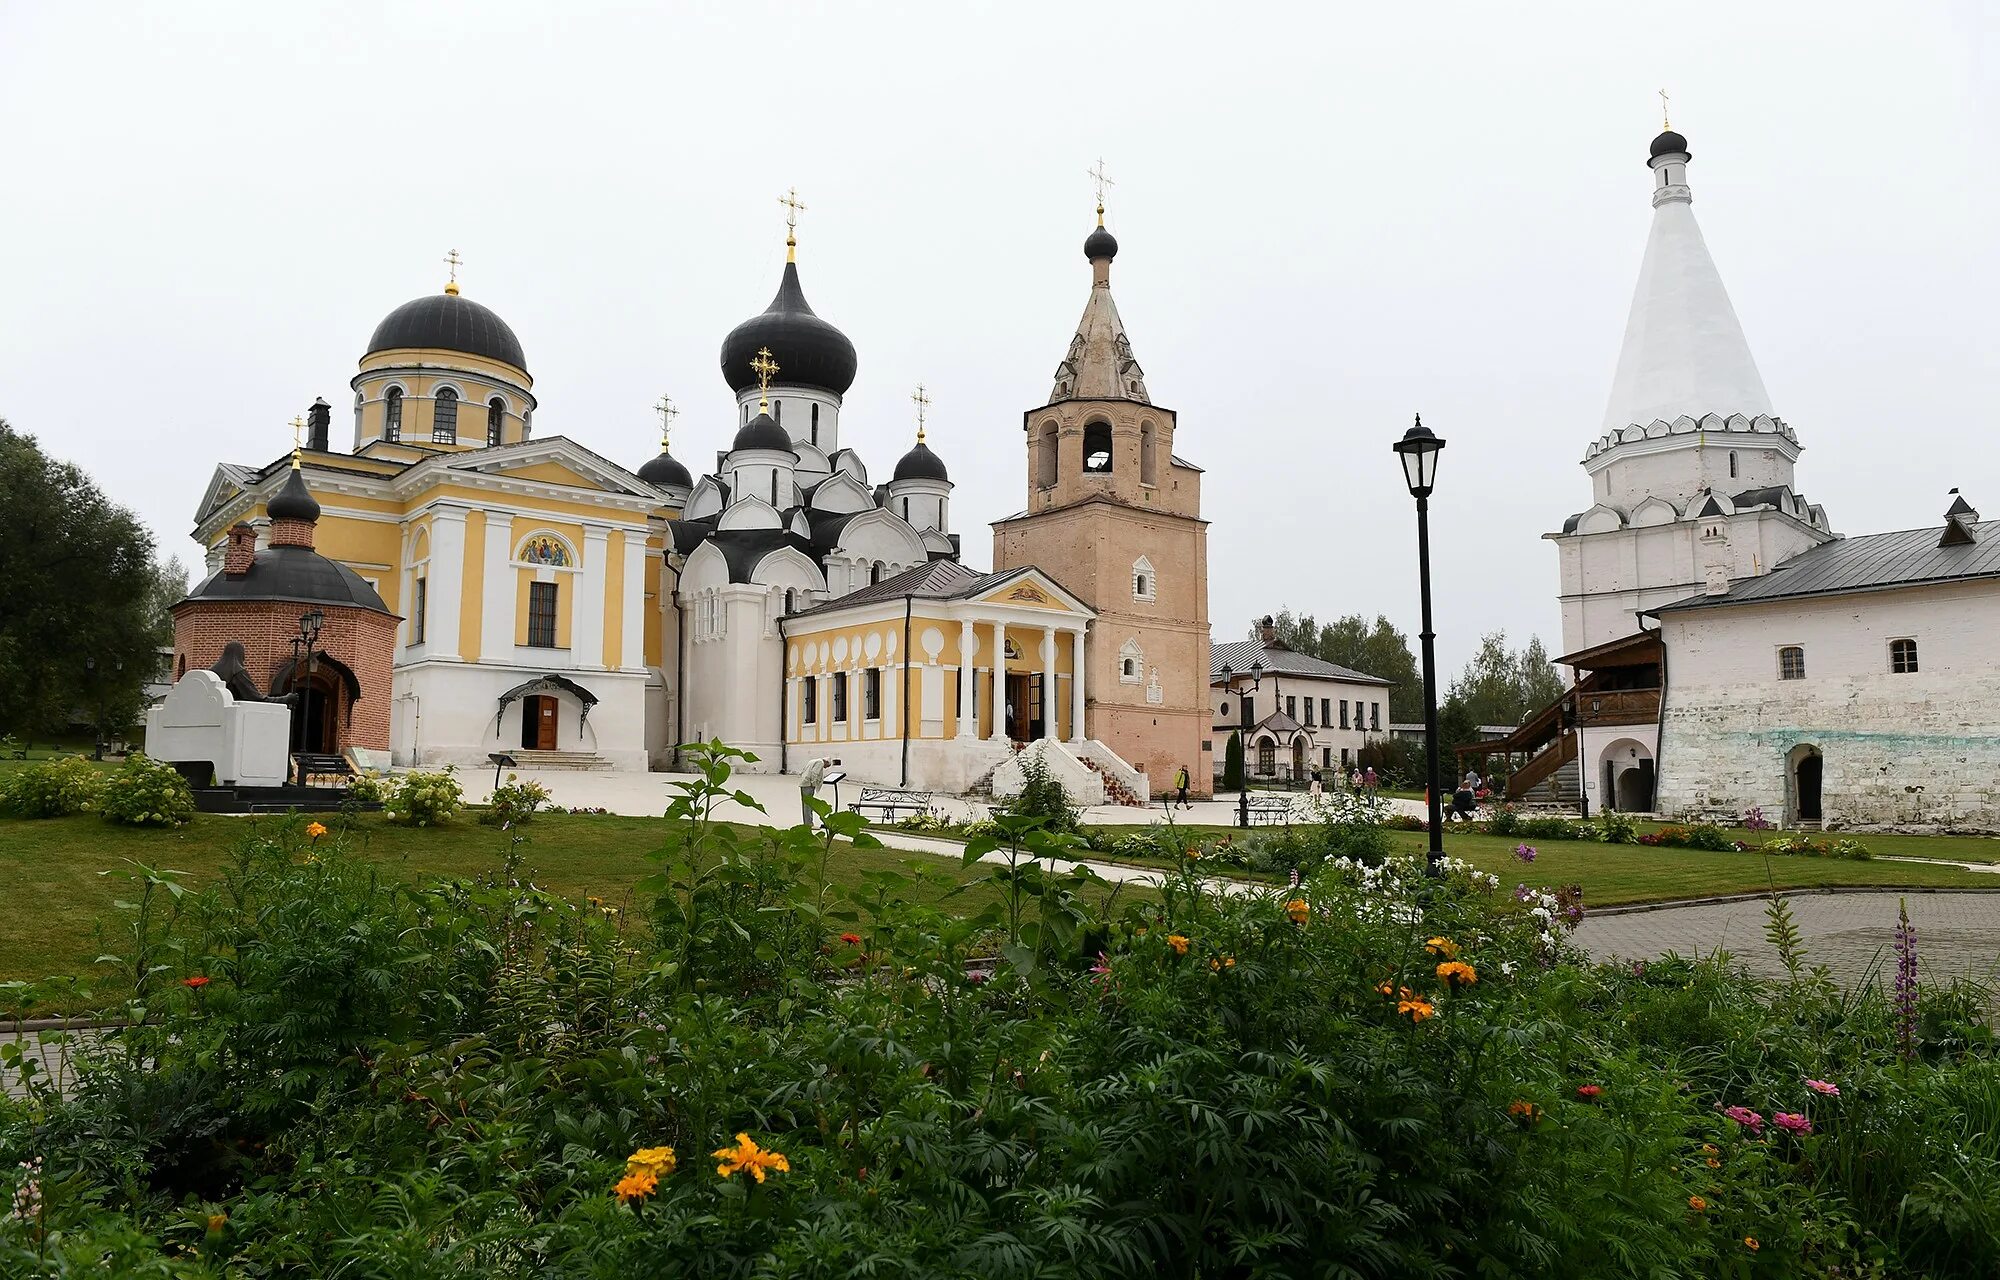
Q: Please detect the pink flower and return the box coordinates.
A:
[1804,1078,1840,1097]
[1773,1112,1812,1135]
[1575,1084,1602,1101]
[1721,1105,1764,1134]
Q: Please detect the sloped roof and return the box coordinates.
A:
[1211,639,1392,686]
[1651,519,2000,613]
[791,560,1003,615]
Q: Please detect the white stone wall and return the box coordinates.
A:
[1656,580,2000,829]
[390,660,650,771]
[1209,672,1389,776]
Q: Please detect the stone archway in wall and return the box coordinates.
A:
[1787,744,1824,825]
[1598,737,1656,813]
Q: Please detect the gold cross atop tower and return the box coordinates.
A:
[1088,158,1113,226]
[1658,87,1671,130]
[778,187,807,262]
[748,347,780,411]
[443,248,463,295]
[653,394,678,449]
[911,383,931,444]
[290,415,306,469]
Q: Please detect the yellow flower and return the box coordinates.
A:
[1186,847,1202,860]
[206,1212,228,1233]
[1435,960,1478,987]
[1706,1157,1721,1168]
[1507,1100,1542,1124]
[1424,936,1459,959]
[1166,934,1190,956]
[627,1146,676,1178]
[1688,1195,1707,1213]
[713,1132,791,1183]
[1209,955,1236,972]
[1285,898,1310,924]
[305,821,327,840]
[1744,1237,1759,1252]
[614,1168,658,1203]
[1397,998,1435,1023]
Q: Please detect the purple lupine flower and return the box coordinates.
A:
[1288,867,1301,890]
[1513,844,1537,863]
[1894,897,1918,1063]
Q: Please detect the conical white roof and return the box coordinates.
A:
[1600,144,1772,433]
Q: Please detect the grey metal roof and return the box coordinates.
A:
[789,560,1008,616]
[1211,639,1392,686]
[182,546,394,615]
[1652,519,2000,613]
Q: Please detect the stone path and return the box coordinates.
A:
[1573,891,2000,987]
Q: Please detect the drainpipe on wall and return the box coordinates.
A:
[1649,618,1668,816]
[400,690,421,767]
[778,612,789,776]
[900,594,913,788]
[666,553,686,771]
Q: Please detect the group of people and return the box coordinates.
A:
[1304,766,1379,799]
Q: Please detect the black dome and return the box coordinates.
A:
[1084,225,1119,261]
[637,447,693,489]
[732,410,794,454]
[367,291,528,372]
[893,440,949,482]
[186,546,391,614]
[1649,130,1690,159]
[266,467,321,522]
[719,262,857,396]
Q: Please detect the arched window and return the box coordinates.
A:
[810,403,820,445]
[743,404,751,425]
[433,387,458,443]
[1778,646,1806,680]
[1728,450,1738,479]
[516,534,574,567]
[1889,638,1918,674]
[1257,738,1277,776]
[1119,638,1143,683]
[1140,422,1158,486]
[869,562,882,585]
[383,386,403,441]
[901,497,910,520]
[1036,422,1060,488]
[773,399,782,425]
[1082,421,1113,473]
[487,397,505,446]
[770,472,779,506]
[1132,555,1156,602]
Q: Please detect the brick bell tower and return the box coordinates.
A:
[991,181,1213,797]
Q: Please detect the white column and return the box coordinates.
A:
[621,533,647,670]
[956,619,977,739]
[426,507,467,660]
[1040,626,1057,740]
[987,620,1007,742]
[1070,629,1087,742]
[480,512,514,661]
[574,525,610,668]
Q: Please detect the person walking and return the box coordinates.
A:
[1173,764,1192,810]
[1363,765,1378,795]
[799,757,828,830]
[1308,769,1323,801]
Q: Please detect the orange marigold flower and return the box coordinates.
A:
[305,821,328,840]
[183,976,210,989]
[614,1168,659,1203]
[1209,956,1236,971]
[1424,936,1459,959]
[627,1146,676,1178]
[1744,1237,1759,1252]
[713,1132,791,1183]
[1397,998,1435,1023]
[206,1212,228,1233]
[1284,898,1310,924]
[1507,1100,1542,1124]
[1436,960,1478,987]
[1706,1157,1721,1168]
[1166,934,1190,956]
[1688,1195,1707,1213]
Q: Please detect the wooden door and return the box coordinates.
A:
[535,696,559,749]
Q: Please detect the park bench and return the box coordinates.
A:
[1245,795,1295,826]
[849,787,935,822]
[292,753,356,788]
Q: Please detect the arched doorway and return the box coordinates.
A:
[1290,736,1306,782]
[1788,744,1824,825]
[1598,737,1656,813]
[521,695,559,750]
[1255,735,1277,778]
[271,653,359,756]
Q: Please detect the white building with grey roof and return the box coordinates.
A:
[1211,617,1394,783]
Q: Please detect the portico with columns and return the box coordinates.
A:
[781,561,1099,793]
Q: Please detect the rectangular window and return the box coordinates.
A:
[801,675,817,724]
[1339,700,1350,729]
[413,576,427,644]
[1241,695,1254,725]
[1322,747,1332,767]
[1303,698,1315,727]
[1779,646,1806,681]
[1320,697,1330,726]
[528,581,559,648]
[1371,703,1381,731]
[863,669,882,720]
[1286,695,1297,720]
[832,672,849,721]
[1890,638,1918,674]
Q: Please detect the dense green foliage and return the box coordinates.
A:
[97,753,194,828]
[4,747,1999,1275]
[0,756,105,819]
[479,777,552,827]
[1222,729,1243,791]
[1009,749,1081,835]
[379,767,464,827]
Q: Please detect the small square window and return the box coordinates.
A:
[1779,646,1806,681]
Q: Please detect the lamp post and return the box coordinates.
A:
[292,608,326,767]
[1393,416,1447,872]
[1218,659,1263,829]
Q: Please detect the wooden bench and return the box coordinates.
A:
[849,787,935,822]
[1245,795,1295,826]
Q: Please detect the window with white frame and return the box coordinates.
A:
[1132,555,1156,602]
[1119,638,1144,683]
[433,387,459,443]
[1890,638,1918,674]
[863,669,882,719]
[1778,646,1806,680]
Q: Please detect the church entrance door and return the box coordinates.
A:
[1793,748,1823,823]
[522,695,558,750]
[1004,674,1034,744]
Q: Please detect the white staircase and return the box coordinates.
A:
[508,749,612,772]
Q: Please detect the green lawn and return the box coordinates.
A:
[0,811,1054,999]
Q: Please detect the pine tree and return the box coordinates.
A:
[1223,730,1244,791]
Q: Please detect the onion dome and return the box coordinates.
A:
[366,290,528,372]
[893,439,949,482]
[266,465,321,523]
[1084,224,1119,262]
[732,409,794,454]
[719,262,857,396]
[1649,129,1690,159]
[637,446,693,489]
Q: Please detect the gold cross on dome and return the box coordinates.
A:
[1088,158,1113,223]
[748,347,780,410]
[911,383,931,443]
[1658,87,1670,130]
[290,415,306,468]
[443,248,463,294]
[654,394,678,447]
[778,187,806,260]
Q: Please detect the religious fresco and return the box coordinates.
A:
[517,534,573,567]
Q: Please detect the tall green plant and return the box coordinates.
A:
[1222,730,1244,791]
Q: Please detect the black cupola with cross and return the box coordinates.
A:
[719,190,858,397]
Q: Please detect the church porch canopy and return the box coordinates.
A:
[495,674,600,734]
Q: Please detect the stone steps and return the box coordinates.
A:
[508,749,613,772]
[1078,755,1146,807]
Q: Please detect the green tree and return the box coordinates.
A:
[1261,608,1423,721]
[1439,630,1569,750]
[1222,730,1244,791]
[0,420,170,740]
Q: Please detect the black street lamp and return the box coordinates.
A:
[1218,659,1264,829]
[291,608,327,769]
[1393,415,1447,872]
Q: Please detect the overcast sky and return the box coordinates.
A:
[3,2,1994,676]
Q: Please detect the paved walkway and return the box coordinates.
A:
[1574,891,2000,987]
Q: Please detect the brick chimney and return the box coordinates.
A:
[1258,615,1276,645]
[223,522,258,577]
[307,397,332,452]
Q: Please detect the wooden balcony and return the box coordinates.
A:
[1574,688,1660,726]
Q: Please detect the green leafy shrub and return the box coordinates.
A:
[1761,832,1872,860]
[479,776,551,826]
[892,811,951,832]
[1514,814,1585,840]
[97,752,194,827]
[381,767,462,826]
[345,773,385,805]
[1592,810,1639,844]
[1488,803,1519,835]
[0,754,104,818]
[1009,748,1080,834]
[1222,729,1243,790]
